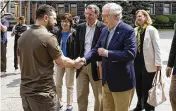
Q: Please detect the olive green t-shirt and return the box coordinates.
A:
[18,25,62,96]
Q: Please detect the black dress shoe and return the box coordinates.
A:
[145,109,155,111]
[133,106,143,111]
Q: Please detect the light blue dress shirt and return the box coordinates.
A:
[106,22,119,49]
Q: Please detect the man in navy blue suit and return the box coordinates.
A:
[75,2,137,111]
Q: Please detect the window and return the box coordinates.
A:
[149,3,155,15]
[70,4,77,16]
[163,3,171,15]
[58,4,65,15]
[32,3,37,22]
[14,3,19,18]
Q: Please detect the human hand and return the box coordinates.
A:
[98,48,108,57]
[166,67,172,77]
[74,57,85,69]
[156,66,162,71]
[11,32,16,36]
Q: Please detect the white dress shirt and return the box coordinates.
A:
[84,21,97,56]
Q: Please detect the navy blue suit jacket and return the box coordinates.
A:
[84,21,137,92]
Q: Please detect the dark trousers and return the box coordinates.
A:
[134,54,155,111]
[14,36,19,69]
[1,43,7,72]
[21,94,56,111]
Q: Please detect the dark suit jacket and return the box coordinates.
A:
[75,21,105,81]
[167,31,176,74]
[84,21,137,92]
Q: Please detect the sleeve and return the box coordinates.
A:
[84,30,103,64]
[47,35,63,60]
[3,19,9,28]
[12,25,16,33]
[1,19,9,32]
[167,31,176,67]
[74,25,80,58]
[71,30,77,59]
[150,27,162,66]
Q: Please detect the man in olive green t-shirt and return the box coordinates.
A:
[17,4,77,111]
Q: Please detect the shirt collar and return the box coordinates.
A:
[108,20,121,32]
[86,20,97,28]
[138,24,148,30]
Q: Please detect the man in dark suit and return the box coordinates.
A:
[166,30,176,111]
[75,4,104,111]
[75,3,137,111]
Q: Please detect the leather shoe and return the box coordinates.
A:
[133,106,143,111]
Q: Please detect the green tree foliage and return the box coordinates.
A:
[83,1,151,27]
[121,1,151,27]
[154,15,170,29]
[168,14,176,24]
[156,15,169,24]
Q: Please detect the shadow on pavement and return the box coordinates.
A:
[0,73,20,78]
[6,78,21,88]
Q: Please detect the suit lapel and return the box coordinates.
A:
[81,23,86,42]
[102,30,109,48]
[80,23,86,56]
[91,21,101,48]
[108,22,123,49]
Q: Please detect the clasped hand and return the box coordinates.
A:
[74,57,85,69]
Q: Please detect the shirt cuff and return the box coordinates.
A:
[82,57,86,65]
[104,50,108,57]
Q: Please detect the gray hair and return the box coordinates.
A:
[102,3,123,20]
[86,4,100,15]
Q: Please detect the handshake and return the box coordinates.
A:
[74,57,86,69]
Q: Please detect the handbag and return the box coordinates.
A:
[147,70,167,107]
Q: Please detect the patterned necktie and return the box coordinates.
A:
[137,27,142,53]
[137,24,147,53]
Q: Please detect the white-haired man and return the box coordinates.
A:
[75,2,137,111]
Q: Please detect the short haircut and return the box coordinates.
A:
[19,16,25,20]
[135,10,153,26]
[102,3,123,20]
[36,4,56,19]
[60,13,73,26]
[86,4,100,15]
